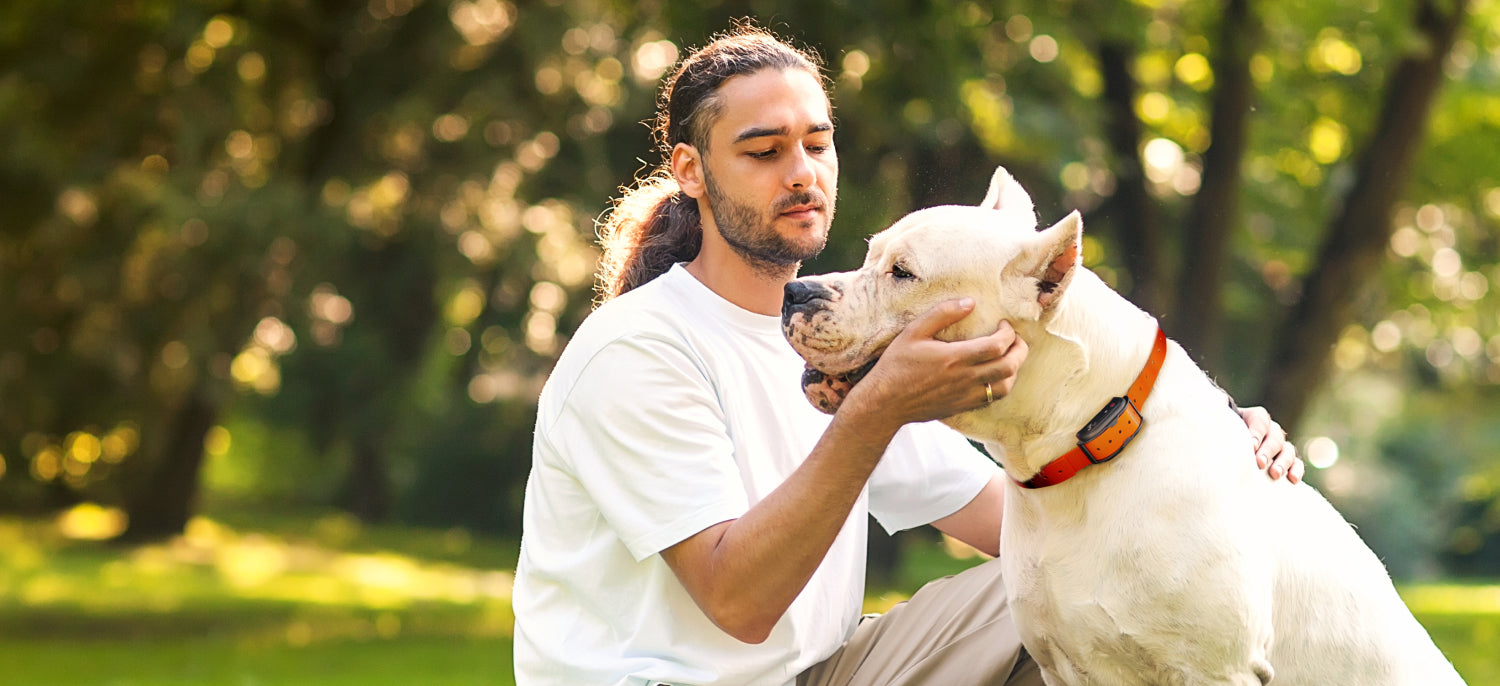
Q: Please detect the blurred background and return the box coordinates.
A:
[2,0,1498,683]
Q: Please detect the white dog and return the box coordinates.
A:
[781,166,1465,685]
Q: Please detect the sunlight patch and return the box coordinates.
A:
[56,503,128,541]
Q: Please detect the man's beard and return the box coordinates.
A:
[703,167,833,277]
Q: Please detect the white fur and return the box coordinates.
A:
[784,167,1466,685]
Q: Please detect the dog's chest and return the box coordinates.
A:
[1014,578,1206,686]
[1000,469,1244,684]
[1011,560,1156,683]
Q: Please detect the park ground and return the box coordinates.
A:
[1,504,1495,685]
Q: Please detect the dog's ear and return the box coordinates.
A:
[979,166,1036,220]
[1019,211,1082,310]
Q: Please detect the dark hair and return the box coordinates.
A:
[594,23,826,303]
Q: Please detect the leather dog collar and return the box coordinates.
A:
[1019,325,1168,489]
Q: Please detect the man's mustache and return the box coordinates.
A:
[773,189,829,214]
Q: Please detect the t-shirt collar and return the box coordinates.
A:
[666,263,786,336]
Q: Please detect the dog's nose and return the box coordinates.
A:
[782,280,836,323]
[784,280,819,307]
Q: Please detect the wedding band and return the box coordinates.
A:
[985,383,994,404]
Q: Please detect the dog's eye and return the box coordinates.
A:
[890,263,916,280]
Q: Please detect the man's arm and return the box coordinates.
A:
[930,474,1006,557]
[661,299,1027,643]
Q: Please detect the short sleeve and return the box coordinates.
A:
[866,421,1001,534]
[543,334,749,561]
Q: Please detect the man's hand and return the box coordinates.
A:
[846,299,1028,429]
[1240,406,1303,483]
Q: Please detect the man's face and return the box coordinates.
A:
[697,68,838,269]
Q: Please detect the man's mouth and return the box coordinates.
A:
[781,204,821,220]
[799,354,880,415]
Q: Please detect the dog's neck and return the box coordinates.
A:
[946,268,1161,483]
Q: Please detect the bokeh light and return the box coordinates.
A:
[1306,436,1340,469]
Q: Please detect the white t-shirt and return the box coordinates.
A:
[513,264,1000,686]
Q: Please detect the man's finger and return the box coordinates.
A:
[975,335,1028,398]
[1256,438,1279,465]
[954,319,1019,363]
[901,298,975,341]
[1271,443,1298,475]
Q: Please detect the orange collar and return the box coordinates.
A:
[1018,326,1168,489]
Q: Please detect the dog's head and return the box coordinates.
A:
[781,166,1082,414]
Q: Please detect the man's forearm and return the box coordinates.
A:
[661,405,900,643]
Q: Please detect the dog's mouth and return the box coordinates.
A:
[800,355,881,415]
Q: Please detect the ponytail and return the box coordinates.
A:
[594,173,702,304]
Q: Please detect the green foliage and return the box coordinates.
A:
[1,0,1497,576]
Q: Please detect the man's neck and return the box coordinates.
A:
[685,246,797,317]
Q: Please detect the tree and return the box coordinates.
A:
[1261,0,1471,427]
[2,0,1496,570]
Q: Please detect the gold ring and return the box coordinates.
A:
[985,383,994,404]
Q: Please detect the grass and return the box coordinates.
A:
[1,509,1495,685]
[0,509,517,685]
[0,637,513,686]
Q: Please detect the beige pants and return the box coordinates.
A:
[798,559,1043,686]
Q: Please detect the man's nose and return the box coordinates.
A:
[786,148,816,189]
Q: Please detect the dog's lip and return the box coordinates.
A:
[804,352,881,384]
[810,355,876,387]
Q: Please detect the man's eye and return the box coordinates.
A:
[891,263,915,280]
[807,145,830,154]
[748,149,776,159]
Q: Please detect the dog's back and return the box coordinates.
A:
[1260,460,1462,682]
[1161,345,1464,684]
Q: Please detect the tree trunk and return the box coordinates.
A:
[118,388,217,543]
[284,2,439,524]
[1097,41,1165,314]
[1260,0,1469,429]
[340,432,392,522]
[1174,0,1259,370]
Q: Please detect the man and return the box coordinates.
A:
[513,25,1301,686]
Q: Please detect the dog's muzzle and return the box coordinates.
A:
[782,279,880,415]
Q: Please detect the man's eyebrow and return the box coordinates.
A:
[732,122,834,144]
[733,126,788,144]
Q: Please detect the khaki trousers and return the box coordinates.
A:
[797,559,1043,686]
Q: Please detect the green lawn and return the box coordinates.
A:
[0,637,512,686]
[1,511,1494,685]
[1,510,518,685]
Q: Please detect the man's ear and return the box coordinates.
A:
[979,165,1035,221]
[1020,211,1082,310]
[671,142,705,199]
